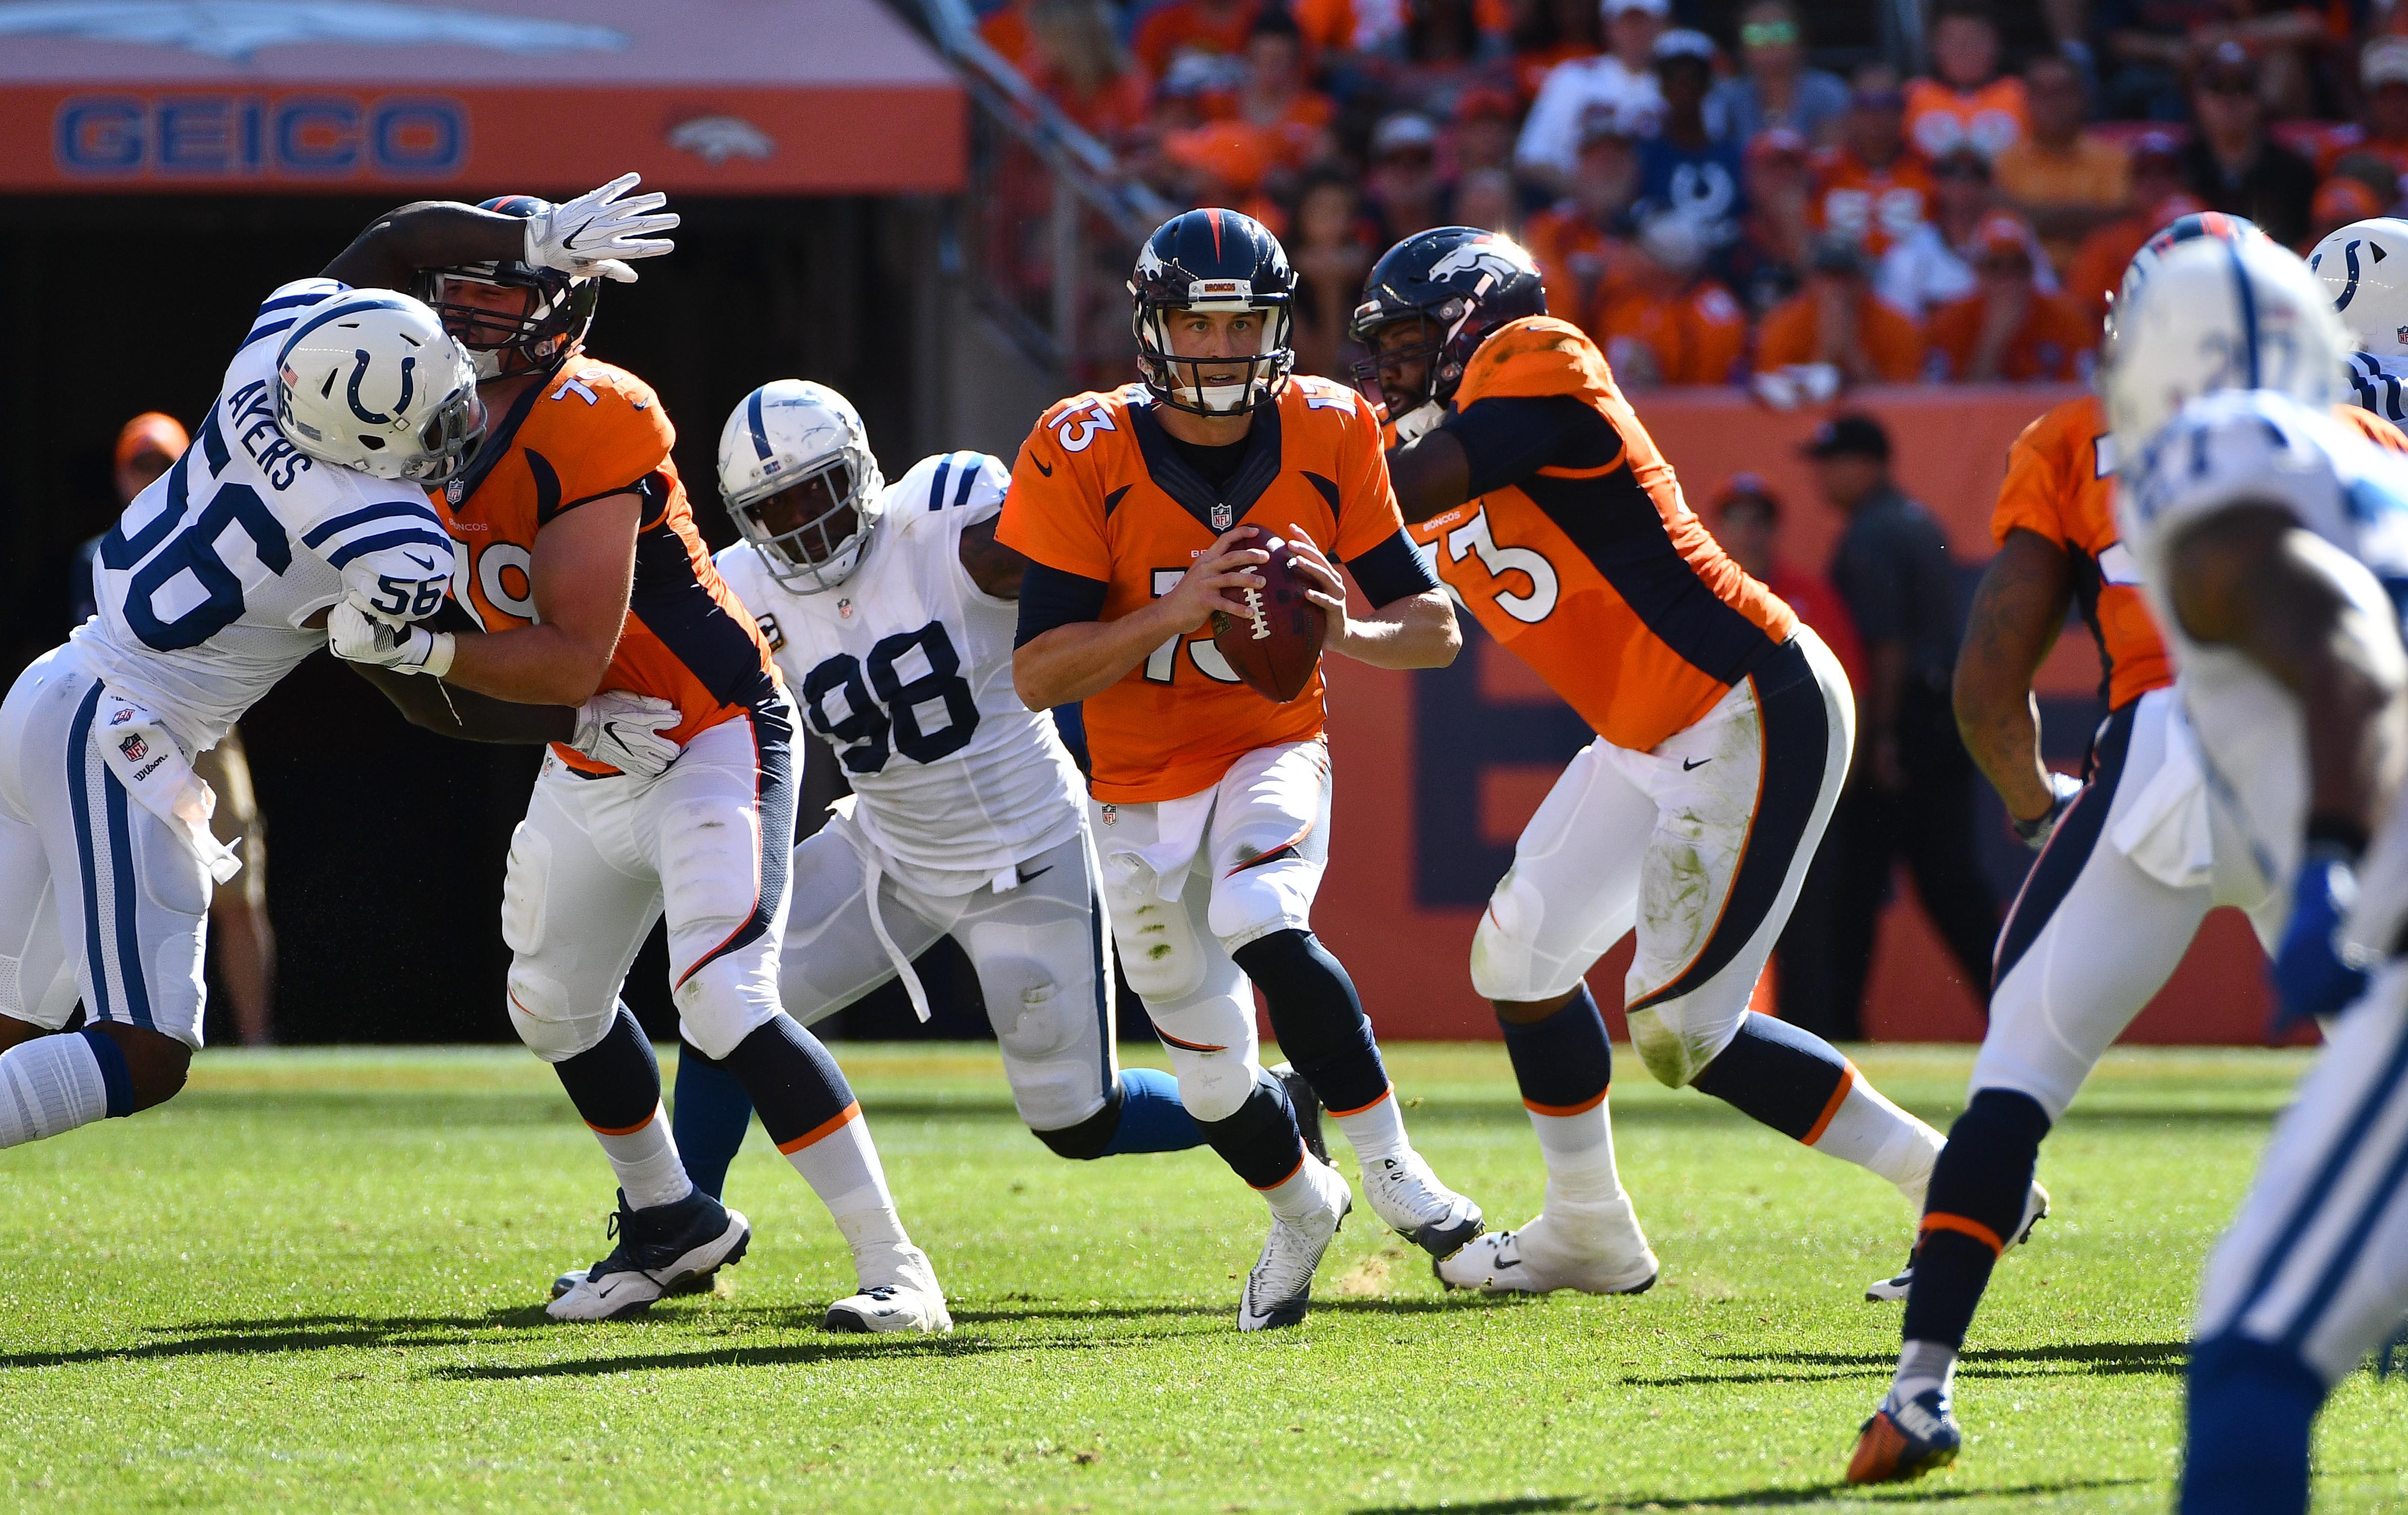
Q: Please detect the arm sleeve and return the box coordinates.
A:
[1331,391,1411,562]
[1014,562,1110,648]
[997,420,1114,579]
[543,378,677,522]
[1441,395,1623,498]
[1992,417,2069,546]
[1344,530,1440,607]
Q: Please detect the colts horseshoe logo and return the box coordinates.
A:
[346,350,415,424]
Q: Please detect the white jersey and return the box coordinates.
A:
[2348,351,2408,426]
[2118,390,2408,925]
[713,450,1083,895]
[66,278,456,754]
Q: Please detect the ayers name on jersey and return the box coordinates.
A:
[715,451,1083,893]
[434,357,777,774]
[1000,374,1413,804]
[70,277,454,754]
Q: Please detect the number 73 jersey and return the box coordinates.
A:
[713,451,1084,893]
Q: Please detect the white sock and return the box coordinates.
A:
[1806,1071,1945,1205]
[0,1035,112,1147]
[590,1102,692,1210]
[1891,1338,1959,1407]
[1528,1100,1626,1209]
[779,1106,909,1264]
[1261,1155,1331,1226]
[1332,1085,1409,1167]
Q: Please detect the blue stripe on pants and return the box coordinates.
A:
[102,765,154,1029]
[63,683,113,1024]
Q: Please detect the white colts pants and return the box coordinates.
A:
[1091,738,1330,1123]
[0,649,210,1047]
[780,809,1119,1134]
[1469,632,1853,1089]
[502,699,798,1064]
[1973,686,2285,1120]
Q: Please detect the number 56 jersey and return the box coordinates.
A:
[713,451,1084,894]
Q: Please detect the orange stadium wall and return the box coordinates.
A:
[1308,383,2278,1046]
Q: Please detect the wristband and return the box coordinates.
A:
[422,630,457,679]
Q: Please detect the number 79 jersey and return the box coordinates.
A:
[67,278,454,753]
[712,451,1084,894]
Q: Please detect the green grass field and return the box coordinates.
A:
[0,1041,2398,1513]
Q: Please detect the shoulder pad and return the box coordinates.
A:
[1458,317,1606,407]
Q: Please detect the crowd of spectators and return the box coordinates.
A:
[977,0,2408,392]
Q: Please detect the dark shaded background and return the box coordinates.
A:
[0,192,998,1045]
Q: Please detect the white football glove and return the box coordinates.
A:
[571,691,684,778]
[1390,400,1446,446]
[522,173,679,284]
[2011,770,2087,852]
[328,599,454,677]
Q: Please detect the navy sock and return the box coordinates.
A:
[1233,929,1390,1114]
[721,1015,856,1149]
[1099,1067,1205,1154]
[670,1040,756,1201]
[2180,1335,2324,1515]
[1194,1069,1308,1189]
[1499,984,1613,1113]
[77,1028,134,1118]
[1902,1090,2052,1349]
[551,1006,661,1132]
[1690,1012,1851,1141]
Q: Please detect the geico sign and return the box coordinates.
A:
[55,96,467,177]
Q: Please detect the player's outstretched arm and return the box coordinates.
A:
[1284,526,1460,670]
[1013,527,1268,709]
[325,174,677,288]
[441,494,642,707]
[1954,528,2075,827]
[323,201,528,289]
[348,663,572,744]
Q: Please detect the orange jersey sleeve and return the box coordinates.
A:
[1326,383,1405,562]
[2338,402,2408,454]
[522,362,676,520]
[1993,403,2078,547]
[999,393,1119,580]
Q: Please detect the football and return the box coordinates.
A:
[1210,535,1326,703]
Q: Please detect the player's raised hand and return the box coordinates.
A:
[524,173,680,283]
[1282,524,1354,646]
[572,691,685,779]
[328,598,455,677]
[1159,524,1269,626]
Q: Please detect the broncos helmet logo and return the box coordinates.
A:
[1429,236,1536,290]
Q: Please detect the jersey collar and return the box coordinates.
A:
[435,370,549,509]
[1130,399,1285,534]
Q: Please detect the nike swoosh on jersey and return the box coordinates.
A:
[1032,458,1054,477]
[1017,864,1055,883]
[1682,757,1711,770]
[406,552,436,571]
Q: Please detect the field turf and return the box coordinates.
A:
[1,1041,2400,1512]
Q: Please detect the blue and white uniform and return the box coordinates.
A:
[2119,390,2408,1394]
[2348,351,2408,427]
[0,278,453,1047]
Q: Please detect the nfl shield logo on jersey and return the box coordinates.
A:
[118,735,148,763]
[1210,503,1234,531]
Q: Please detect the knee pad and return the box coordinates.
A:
[660,798,765,949]
[1470,867,1575,1002]
[673,955,781,1063]
[1206,859,1316,952]
[1163,1043,1261,1124]
[500,822,551,956]
[1115,895,1210,1002]
[505,962,616,1064]
[986,954,1075,1060]
[1624,1005,1702,1088]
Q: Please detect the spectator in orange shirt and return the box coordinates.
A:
[2063,133,2195,321]
[1924,211,2095,382]
[1522,105,1641,311]
[1025,0,1152,142]
[1367,111,1452,242]
[1996,52,2132,273]
[979,0,1039,71]
[2312,174,2386,240]
[1227,8,1337,167]
[2319,37,2408,184]
[1133,0,1261,81]
[1903,0,2027,163]
[1756,233,1925,385]
[1164,120,1288,233]
[1720,125,1816,314]
[1593,211,1749,387]
[1813,64,1937,259]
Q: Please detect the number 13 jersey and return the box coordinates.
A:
[714,451,1083,893]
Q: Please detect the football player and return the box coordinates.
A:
[2098,236,2408,1515]
[1363,227,1998,1299]
[1003,209,1480,1330]
[0,281,471,1146]
[1850,212,2408,1483]
[2309,216,2408,426]
[573,382,1229,1242]
[322,179,948,1332]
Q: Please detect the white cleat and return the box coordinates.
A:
[825,1243,952,1335]
[1435,1195,1658,1295]
[546,1189,751,1322]
[1867,1179,2051,1302]
[1359,1149,1485,1258]
[1239,1157,1352,1331]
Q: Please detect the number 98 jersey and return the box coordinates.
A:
[713,451,1084,894]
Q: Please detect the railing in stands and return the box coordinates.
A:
[916,0,1169,382]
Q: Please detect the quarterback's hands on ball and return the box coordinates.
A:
[1158,525,1268,628]
[1282,525,1355,649]
[2010,771,2086,852]
[522,173,679,284]
[328,599,455,677]
[2270,843,2373,1033]
[571,692,684,779]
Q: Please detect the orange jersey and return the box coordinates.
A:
[1755,289,1925,381]
[1902,76,2028,162]
[434,359,778,774]
[1410,317,1799,752]
[2341,403,2408,454]
[999,374,1406,804]
[1924,290,2095,382]
[1811,148,1936,259]
[1592,280,1749,387]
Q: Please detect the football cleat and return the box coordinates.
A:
[1435,1196,1658,1295]
[550,1265,720,1301]
[1846,1386,1962,1484]
[825,1243,952,1335]
[1867,1180,2051,1302]
[546,1187,750,1322]
[1239,1157,1352,1331]
[1270,1061,1330,1166]
[1360,1149,1484,1258]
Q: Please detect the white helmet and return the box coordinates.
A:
[2101,234,2348,455]
[2308,217,2408,356]
[2106,210,2268,348]
[275,290,483,483]
[716,380,886,593]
